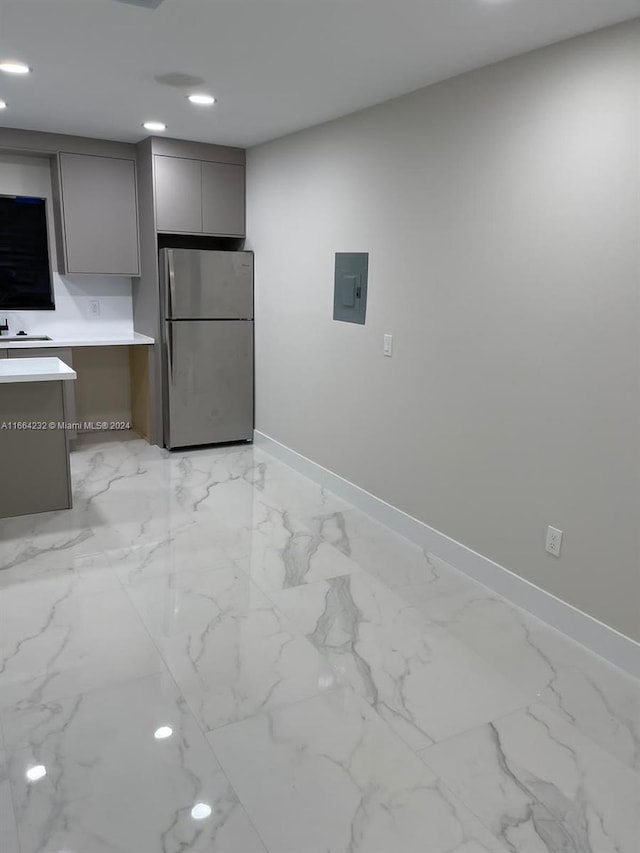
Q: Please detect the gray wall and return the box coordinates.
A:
[247,21,640,641]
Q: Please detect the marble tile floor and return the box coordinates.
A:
[0,432,637,853]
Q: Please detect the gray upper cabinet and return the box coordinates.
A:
[56,153,140,276]
[154,156,202,233]
[154,154,245,236]
[201,162,245,236]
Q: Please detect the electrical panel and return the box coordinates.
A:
[333,252,368,325]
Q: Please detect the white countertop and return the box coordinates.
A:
[0,332,154,350]
[0,357,77,384]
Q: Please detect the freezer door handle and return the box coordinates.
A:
[165,250,176,318]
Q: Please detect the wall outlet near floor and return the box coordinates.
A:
[88,299,101,318]
[545,525,563,557]
[383,334,393,357]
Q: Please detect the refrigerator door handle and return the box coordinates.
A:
[166,250,176,318]
[167,322,174,384]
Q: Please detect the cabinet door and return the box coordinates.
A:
[59,153,140,275]
[0,382,71,517]
[201,162,245,236]
[155,156,202,233]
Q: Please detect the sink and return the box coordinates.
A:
[1,335,52,342]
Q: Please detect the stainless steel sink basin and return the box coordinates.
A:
[1,335,52,342]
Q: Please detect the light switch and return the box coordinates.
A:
[383,334,393,357]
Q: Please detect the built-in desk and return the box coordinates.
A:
[0,357,77,519]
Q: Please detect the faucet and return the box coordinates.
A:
[0,319,8,337]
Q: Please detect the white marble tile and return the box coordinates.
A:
[142,445,272,515]
[72,447,259,553]
[0,507,106,587]
[397,580,515,623]
[305,509,471,592]
[402,584,640,771]
[178,475,270,530]
[421,702,640,853]
[70,433,169,502]
[152,443,279,498]
[69,430,166,476]
[106,519,238,584]
[396,565,500,617]
[164,443,348,520]
[523,627,640,773]
[6,673,266,853]
[0,548,116,593]
[1,434,635,850]
[254,470,350,518]
[0,751,20,853]
[164,440,340,503]
[453,846,509,853]
[86,489,196,548]
[0,570,166,715]
[209,688,508,853]
[123,564,342,732]
[270,573,529,749]
[105,494,356,595]
[124,562,274,636]
[237,505,363,593]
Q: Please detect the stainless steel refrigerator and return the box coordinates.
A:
[159,248,254,449]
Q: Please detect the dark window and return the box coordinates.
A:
[0,195,54,310]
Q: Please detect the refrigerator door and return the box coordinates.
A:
[161,248,253,320]
[164,320,254,448]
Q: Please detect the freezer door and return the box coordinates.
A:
[164,320,254,448]
[161,248,253,319]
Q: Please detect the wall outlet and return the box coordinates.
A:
[383,334,393,357]
[545,526,563,557]
[88,299,101,318]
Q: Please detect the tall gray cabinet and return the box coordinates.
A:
[134,137,247,447]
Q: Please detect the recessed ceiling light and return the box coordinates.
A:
[143,121,166,132]
[188,94,215,106]
[154,726,173,739]
[0,100,6,110]
[26,764,47,782]
[191,803,212,820]
[0,61,30,75]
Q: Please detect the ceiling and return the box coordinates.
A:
[0,0,638,148]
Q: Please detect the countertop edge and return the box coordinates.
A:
[0,333,155,349]
[0,357,78,384]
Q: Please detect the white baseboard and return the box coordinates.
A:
[255,430,640,680]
